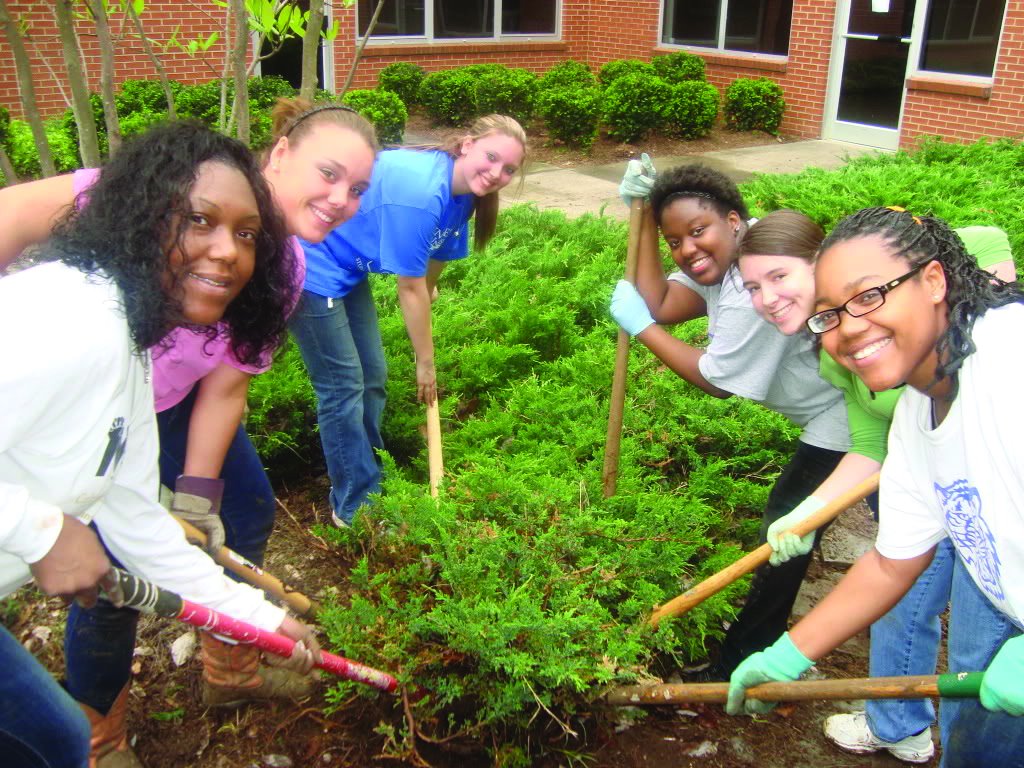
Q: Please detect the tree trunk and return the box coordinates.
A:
[230,0,250,144]
[299,0,325,101]
[0,0,56,177]
[87,0,121,156]
[54,0,101,167]
[125,1,177,118]
[340,0,387,98]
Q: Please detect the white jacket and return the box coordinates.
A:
[0,262,285,631]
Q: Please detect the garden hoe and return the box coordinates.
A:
[104,567,398,693]
[648,472,880,628]
[601,196,645,498]
[606,671,985,707]
[174,514,320,619]
[426,397,443,498]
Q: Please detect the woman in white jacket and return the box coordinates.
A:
[0,121,317,768]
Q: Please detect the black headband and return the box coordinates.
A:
[286,103,359,136]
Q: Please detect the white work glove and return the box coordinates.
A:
[619,152,657,205]
[766,496,826,566]
[610,280,656,337]
[169,475,226,557]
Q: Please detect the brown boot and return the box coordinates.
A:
[200,632,317,708]
[78,683,144,768]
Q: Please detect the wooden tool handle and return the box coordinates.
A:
[426,398,443,498]
[649,472,880,627]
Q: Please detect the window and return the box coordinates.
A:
[919,0,1006,76]
[358,0,557,39]
[661,0,792,55]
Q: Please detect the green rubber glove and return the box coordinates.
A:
[980,635,1024,716]
[726,632,814,716]
[619,152,657,205]
[766,496,826,567]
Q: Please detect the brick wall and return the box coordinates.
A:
[900,0,1024,149]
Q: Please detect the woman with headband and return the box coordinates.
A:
[0,100,376,726]
[291,114,527,526]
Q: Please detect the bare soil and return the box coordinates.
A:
[5,477,939,768]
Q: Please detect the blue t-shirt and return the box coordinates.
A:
[301,149,475,298]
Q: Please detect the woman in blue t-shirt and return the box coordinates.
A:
[291,114,527,525]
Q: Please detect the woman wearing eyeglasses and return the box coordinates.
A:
[729,207,1024,768]
[737,209,1014,763]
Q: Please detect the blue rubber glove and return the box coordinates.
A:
[726,632,814,715]
[619,152,657,205]
[610,279,655,337]
[980,635,1024,715]
[766,496,826,566]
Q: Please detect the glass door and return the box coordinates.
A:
[825,0,918,149]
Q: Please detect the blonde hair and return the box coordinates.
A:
[410,114,528,251]
[269,97,379,155]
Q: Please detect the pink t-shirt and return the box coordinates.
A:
[73,169,304,411]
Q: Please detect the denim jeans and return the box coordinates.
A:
[866,538,955,742]
[289,282,387,524]
[0,624,91,767]
[157,385,276,568]
[940,557,1019,767]
[64,382,278,714]
[717,441,846,674]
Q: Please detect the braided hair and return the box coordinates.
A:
[818,206,1024,383]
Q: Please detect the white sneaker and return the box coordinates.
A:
[823,711,935,764]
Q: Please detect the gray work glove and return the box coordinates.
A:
[619,152,657,205]
[170,475,226,557]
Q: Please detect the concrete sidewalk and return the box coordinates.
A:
[500,139,886,220]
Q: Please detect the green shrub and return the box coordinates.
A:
[175,80,226,125]
[119,109,167,139]
[9,117,82,177]
[535,86,600,149]
[652,51,706,84]
[342,89,408,145]
[377,61,426,107]
[724,77,786,134]
[247,74,297,109]
[539,59,596,90]
[662,80,719,139]
[597,58,656,86]
[473,66,537,125]
[601,72,672,142]
[116,78,180,116]
[60,92,108,162]
[418,68,479,125]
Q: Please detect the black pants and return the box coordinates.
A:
[717,440,846,675]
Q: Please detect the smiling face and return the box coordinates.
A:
[451,132,524,197]
[739,253,817,335]
[659,197,742,286]
[814,234,948,393]
[266,123,376,243]
[165,160,261,326]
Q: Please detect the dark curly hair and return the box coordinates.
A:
[650,164,750,226]
[41,121,292,363]
[818,206,1024,385]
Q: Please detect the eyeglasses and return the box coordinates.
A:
[806,260,932,335]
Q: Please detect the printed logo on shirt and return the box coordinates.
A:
[354,255,378,273]
[935,479,1004,601]
[429,227,458,255]
[96,417,127,477]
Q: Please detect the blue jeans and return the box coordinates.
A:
[866,538,955,741]
[0,625,91,767]
[289,282,387,524]
[940,557,1020,767]
[65,383,277,713]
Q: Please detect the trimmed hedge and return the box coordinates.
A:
[652,51,707,84]
[539,59,596,90]
[602,71,672,142]
[535,86,601,149]
[724,77,786,134]
[378,61,426,107]
[418,68,479,125]
[473,66,538,125]
[342,88,408,145]
[663,80,720,139]
[597,58,656,86]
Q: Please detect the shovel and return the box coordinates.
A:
[606,671,983,706]
[426,397,443,498]
[649,472,880,628]
[601,196,645,497]
[106,567,397,692]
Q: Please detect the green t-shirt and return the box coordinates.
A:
[819,225,1012,462]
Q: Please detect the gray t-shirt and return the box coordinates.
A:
[668,265,850,451]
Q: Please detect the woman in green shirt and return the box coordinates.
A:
[736,209,1014,764]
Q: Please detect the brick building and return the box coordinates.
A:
[1,1,1020,150]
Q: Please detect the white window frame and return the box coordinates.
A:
[906,0,1008,81]
[358,0,561,44]
[360,0,561,45]
[659,0,788,55]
